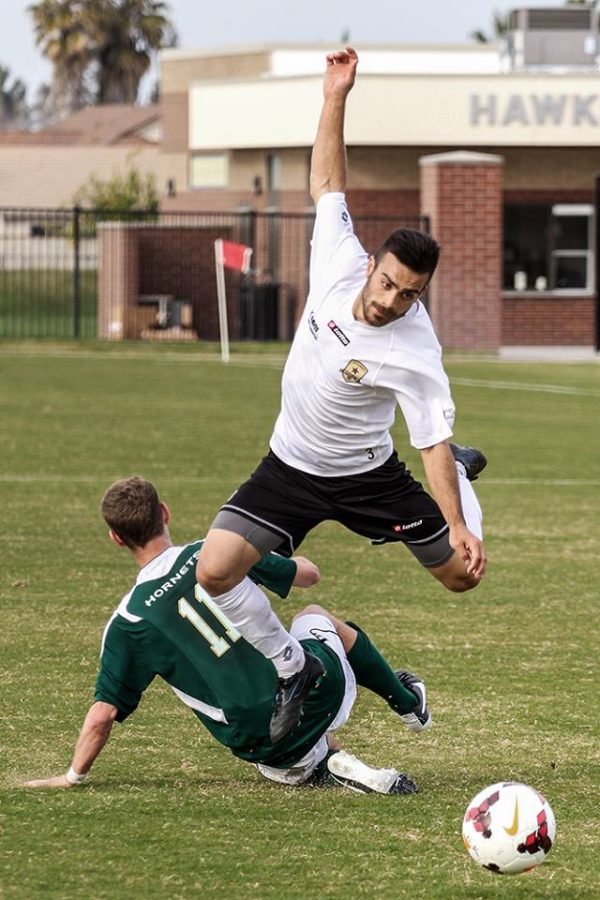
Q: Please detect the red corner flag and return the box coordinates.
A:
[214,239,253,363]
[217,239,253,273]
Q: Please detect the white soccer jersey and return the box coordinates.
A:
[269,192,455,476]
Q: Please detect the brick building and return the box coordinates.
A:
[156,7,600,351]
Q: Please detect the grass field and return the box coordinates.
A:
[0,272,97,339]
[1,341,598,899]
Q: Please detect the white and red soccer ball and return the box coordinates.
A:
[462,782,556,875]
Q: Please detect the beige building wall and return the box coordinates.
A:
[159,50,272,198]
[279,149,309,190]
[235,145,600,193]
[190,73,600,149]
[0,146,160,208]
[156,151,189,198]
[500,146,600,190]
[160,49,270,93]
[227,150,267,192]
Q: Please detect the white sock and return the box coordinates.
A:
[455,462,483,539]
[211,577,305,679]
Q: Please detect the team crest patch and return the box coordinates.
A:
[341,360,368,384]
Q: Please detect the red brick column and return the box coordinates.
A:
[97,224,139,340]
[420,151,504,351]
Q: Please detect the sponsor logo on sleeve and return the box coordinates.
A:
[308,310,319,340]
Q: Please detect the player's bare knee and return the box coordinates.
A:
[428,554,482,593]
[293,603,329,621]
[196,558,236,596]
[443,572,481,593]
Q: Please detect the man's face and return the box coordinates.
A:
[354,253,430,327]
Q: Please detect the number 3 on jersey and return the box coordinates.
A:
[178,585,241,657]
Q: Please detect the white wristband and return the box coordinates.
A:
[66,766,88,785]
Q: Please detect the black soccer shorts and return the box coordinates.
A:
[211,450,454,568]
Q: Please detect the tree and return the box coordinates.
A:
[88,0,176,105]
[29,83,54,129]
[0,65,29,130]
[29,0,91,121]
[469,10,510,44]
[73,160,159,212]
[29,0,176,119]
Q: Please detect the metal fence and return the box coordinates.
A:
[0,206,429,340]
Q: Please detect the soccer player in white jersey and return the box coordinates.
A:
[20,477,425,796]
[196,47,487,744]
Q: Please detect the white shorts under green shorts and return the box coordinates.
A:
[255,613,357,786]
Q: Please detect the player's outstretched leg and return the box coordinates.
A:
[309,750,418,795]
[345,621,432,733]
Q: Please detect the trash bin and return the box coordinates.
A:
[240,282,279,340]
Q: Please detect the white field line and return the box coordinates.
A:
[1,475,599,487]
[2,348,598,392]
[0,348,286,368]
[452,377,600,398]
[0,475,228,484]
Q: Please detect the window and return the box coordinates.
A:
[503,203,593,292]
[551,205,593,291]
[189,153,228,189]
[267,152,281,193]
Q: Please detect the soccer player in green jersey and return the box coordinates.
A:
[21,477,430,794]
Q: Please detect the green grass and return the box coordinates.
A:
[0,271,97,339]
[1,342,599,899]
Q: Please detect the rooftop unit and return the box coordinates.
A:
[505,6,599,70]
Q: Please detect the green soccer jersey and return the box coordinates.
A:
[95,541,346,769]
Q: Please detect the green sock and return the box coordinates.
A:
[345,622,418,714]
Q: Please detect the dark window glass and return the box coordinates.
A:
[503,205,551,290]
[553,215,588,251]
[553,255,587,289]
[504,205,591,291]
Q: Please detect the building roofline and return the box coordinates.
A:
[188,69,600,89]
[160,41,500,62]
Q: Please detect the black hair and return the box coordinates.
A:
[374,228,440,277]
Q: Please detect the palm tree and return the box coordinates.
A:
[29,0,91,121]
[29,0,175,118]
[87,0,176,105]
[469,10,510,44]
[0,65,29,130]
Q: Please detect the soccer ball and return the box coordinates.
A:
[462,782,556,875]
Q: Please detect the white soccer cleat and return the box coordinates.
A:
[326,750,418,795]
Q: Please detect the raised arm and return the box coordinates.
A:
[309,47,358,205]
[20,701,118,789]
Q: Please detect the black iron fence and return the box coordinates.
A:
[0,206,429,340]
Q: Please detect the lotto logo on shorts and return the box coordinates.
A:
[394,520,423,532]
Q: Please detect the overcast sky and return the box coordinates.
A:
[3,0,575,100]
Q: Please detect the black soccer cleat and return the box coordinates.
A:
[326,751,418,795]
[270,651,325,743]
[391,669,432,733]
[449,442,488,482]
